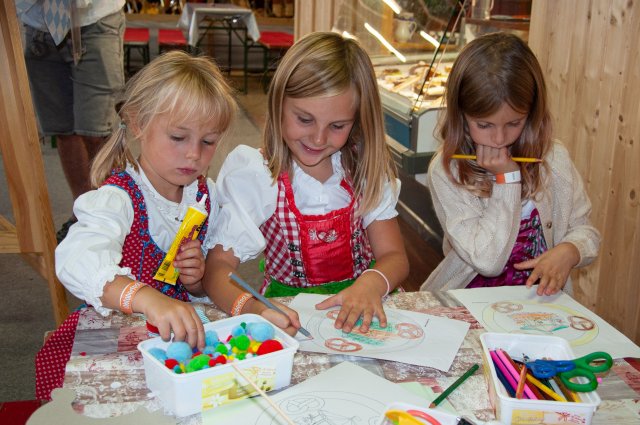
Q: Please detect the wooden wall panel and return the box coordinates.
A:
[529,0,640,343]
[294,0,338,39]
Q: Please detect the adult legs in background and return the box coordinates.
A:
[56,135,106,200]
[23,11,125,242]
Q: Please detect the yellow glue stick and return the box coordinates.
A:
[153,194,208,285]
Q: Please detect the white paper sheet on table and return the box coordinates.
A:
[289,293,470,371]
[449,285,640,358]
[202,361,447,425]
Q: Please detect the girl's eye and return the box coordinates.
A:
[297,116,312,125]
[508,121,523,127]
[170,135,185,141]
[477,123,490,129]
[332,124,347,130]
[202,139,217,146]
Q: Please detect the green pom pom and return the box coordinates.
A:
[186,354,211,373]
[231,334,251,351]
[215,344,229,355]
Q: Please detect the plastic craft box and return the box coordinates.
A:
[137,314,299,417]
[377,402,459,425]
[479,332,601,425]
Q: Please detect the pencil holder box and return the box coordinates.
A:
[479,332,601,425]
[377,402,459,425]
[137,314,299,417]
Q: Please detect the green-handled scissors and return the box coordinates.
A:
[526,351,613,392]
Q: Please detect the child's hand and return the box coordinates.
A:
[514,242,580,296]
[315,280,386,334]
[251,298,302,337]
[174,240,205,295]
[475,144,519,175]
[134,286,205,349]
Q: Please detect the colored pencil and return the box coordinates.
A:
[451,154,542,163]
[515,364,528,399]
[429,363,479,408]
[526,374,567,402]
[491,355,516,397]
[496,350,537,400]
[490,351,520,394]
[553,376,581,403]
[230,363,296,425]
[229,272,312,338]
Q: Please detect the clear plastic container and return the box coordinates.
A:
[137,314,299,416]
[479,332,601,425]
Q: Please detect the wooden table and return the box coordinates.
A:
[62,292,640,424]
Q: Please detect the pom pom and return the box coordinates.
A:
[205,330,219,346]
[215,343,228,355]
[203,346,217,356]
[165,358,179,370]
[166,341,193,363]
[247,322,275,342]
[186,354,211,373]
[148,347,168,362]
[230,335,251,351]
[231,325,246,337]
[256,339,283,355]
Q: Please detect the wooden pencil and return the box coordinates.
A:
[429,363,479,408]
[515,365,528,399]
[526,374,567,402]
[451,154,542,163]
[230,363,296,425]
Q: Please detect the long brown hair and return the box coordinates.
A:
[263,32,397,215]
[440,32,552,198]
[90,51,237,187]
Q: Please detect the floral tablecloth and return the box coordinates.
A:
[62,292,640,424]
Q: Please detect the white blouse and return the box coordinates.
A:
[55,164,218,315]
[212,145,401,262]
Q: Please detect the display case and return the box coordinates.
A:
[332,0,530,246]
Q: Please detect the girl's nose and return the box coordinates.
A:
[186,143,201,161]
[313,129,326,146]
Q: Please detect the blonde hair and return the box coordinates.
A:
[263,31,397,215]
[439,32,552,198]
[91,50,237,187]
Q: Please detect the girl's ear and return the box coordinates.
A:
[127,114,143,140]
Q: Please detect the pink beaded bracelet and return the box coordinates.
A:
[119,281,146,315]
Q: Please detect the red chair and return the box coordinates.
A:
[255,31,294,92]
[158,29,188,54]
[123,27,150,75]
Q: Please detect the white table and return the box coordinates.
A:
[178,3,261,93]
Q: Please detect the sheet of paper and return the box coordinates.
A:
[450,285,640,358]
[398,382,457,415]
[290,293,470,371]
[202,361,453,425]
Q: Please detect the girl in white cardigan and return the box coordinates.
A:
[422,32,600,296]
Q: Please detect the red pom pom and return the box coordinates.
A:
[165,358,179,369]
[216,356,227,365]
[208,358,217,367]
[256,339,283,356]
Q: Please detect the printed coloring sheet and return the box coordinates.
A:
[290,293,470,371]
[202,361,458,425]
[450,285,640,358]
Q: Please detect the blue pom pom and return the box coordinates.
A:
[231,325,246,337]
[166,341,192,363]
[203,346,216,355]
[247,322,275,342]
[148,347,168,362]
[205,330,219,346]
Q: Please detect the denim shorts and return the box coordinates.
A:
[23,10,125,137]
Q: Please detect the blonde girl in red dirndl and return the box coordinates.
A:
[204,32,409,336]
[55,51,237,349]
